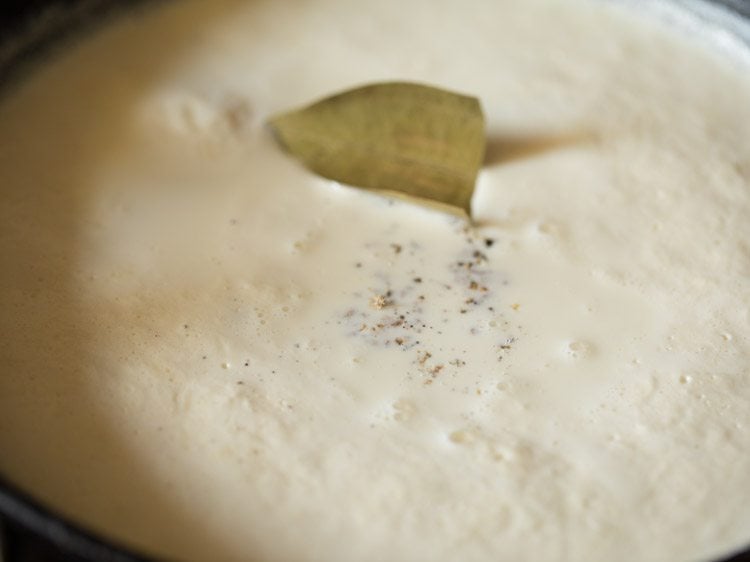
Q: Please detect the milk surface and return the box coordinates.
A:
[0,1,749,560]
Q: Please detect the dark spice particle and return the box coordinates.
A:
[484,238,495,248]
[472,250,488,262]
[413,277,422,283]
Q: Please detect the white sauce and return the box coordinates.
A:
[0,1,749,560]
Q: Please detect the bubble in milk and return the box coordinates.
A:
[565,340,596,359]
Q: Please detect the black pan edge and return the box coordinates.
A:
[0,472,151,562]
[0,0,159,94]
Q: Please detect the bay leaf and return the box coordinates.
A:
[268,82,485,216]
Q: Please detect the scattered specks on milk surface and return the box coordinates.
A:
[336,223,519,400]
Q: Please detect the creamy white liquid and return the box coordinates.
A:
[1,1,749,561]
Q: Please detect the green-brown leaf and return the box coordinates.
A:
[268,82,485,216]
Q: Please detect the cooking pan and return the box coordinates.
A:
[0,1,749,560]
